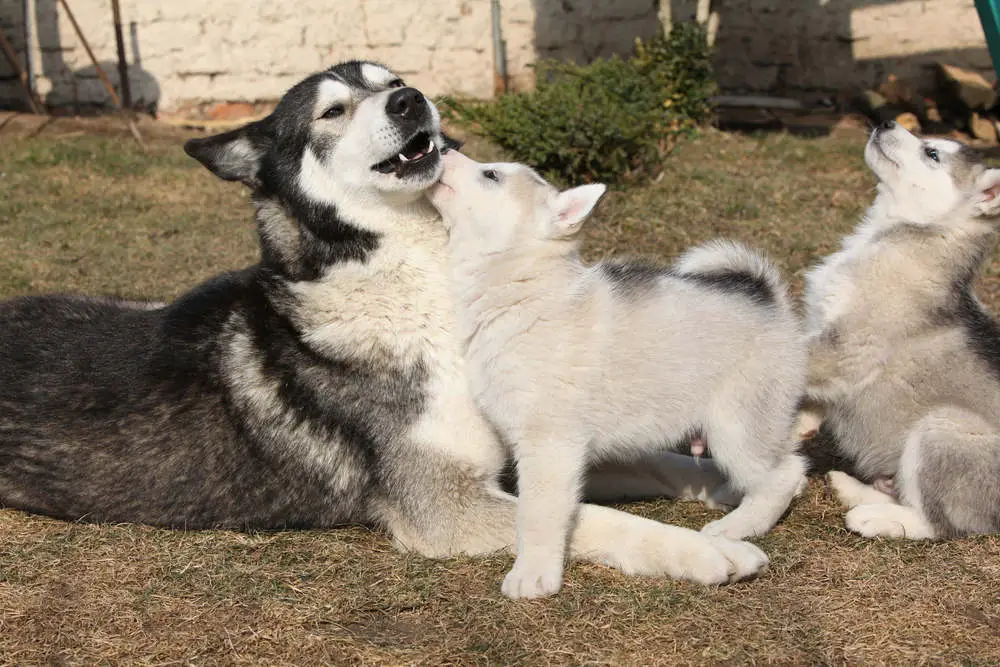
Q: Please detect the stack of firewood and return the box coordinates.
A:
[859,64,998,143]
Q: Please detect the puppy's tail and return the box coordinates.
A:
[674,240,791,313]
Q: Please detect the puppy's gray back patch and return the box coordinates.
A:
[600,261,666,297]
[672,269,777,308]
[600,260,777,307]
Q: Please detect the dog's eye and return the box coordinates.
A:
[924,146,940,162]
[482,169,500,183]
[320,104,345,120]
[388,79,405,89]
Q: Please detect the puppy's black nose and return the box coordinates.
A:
[387,87,426,121]
[879,120,896,131]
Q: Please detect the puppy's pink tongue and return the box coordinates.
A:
[690,437,706,458]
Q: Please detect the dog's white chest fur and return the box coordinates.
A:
[291,224,454,364]
[289,220,502,472]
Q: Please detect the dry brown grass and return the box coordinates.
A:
[1,114,999,665]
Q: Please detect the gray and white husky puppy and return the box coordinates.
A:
[803,121,1000,539]
[429,150,806,598]
[0,62,765,591]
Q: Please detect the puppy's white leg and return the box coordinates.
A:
[502,437,588,599]
[585,451,741,509]
[844,503,937,539]
[702,452,807,539]
[827,470,896,509]
[390,483,769,587]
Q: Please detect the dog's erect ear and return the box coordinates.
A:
[974,168,1000,218]
[184,121,270,187]
[549,184,607,237]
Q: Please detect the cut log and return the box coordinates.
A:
[937,64,997,111]
[969,111,998,143]
[878,74,917,108]
[894,112,921,133]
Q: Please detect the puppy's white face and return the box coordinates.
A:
[428,151,606,256]
[866,124,1000,223]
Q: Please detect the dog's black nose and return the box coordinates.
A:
[879,120,896,131]
[387,87,426,121]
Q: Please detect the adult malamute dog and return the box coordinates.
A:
[0,61,457,531]
[803,121,1000,539]
[429,151,803,598]
[0,62,768,591]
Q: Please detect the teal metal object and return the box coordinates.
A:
[976,0,1000,80]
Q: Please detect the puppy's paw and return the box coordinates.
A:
[705,536,770,582]
[501,556,563,599]
[844,504,906,538]
[654,533,769,585]
[827,471,896,509]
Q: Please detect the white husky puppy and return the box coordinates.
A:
[429,151,807,598]
[803,121,1000,539]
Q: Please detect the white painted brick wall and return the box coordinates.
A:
[0,0,990,113]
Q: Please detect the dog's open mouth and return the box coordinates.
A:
[372,132,439,178]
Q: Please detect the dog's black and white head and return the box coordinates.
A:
[185,61,458,279]
[866,121,1000,225]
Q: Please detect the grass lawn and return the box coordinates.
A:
[1,114,999,664]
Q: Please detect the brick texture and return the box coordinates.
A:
[0,0,990,113]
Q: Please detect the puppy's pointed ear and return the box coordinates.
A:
[184,120,270,187]
[549,184,607,237]
[975,168,1000,218]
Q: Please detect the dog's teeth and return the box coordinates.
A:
[426,138,435,152]
[398,153,409,163]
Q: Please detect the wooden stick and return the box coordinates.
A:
[0,27,42,113]
[57,0,121,108]
[58,0,142,145]
[110,0,131,109]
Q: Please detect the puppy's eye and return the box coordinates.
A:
[482,169,500,182]
[388,79,405,89]
[320,104,345,120]
[924,146,940,162]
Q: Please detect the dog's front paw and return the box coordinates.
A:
[844,504,906,538]
[501,556,563,599]
[827,471,896,509]
[657,533,769,585]
[843,503,936,540]
[705,536,770,582]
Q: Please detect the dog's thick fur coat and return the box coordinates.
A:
[804,122,1000,539]
[430,151,804,598]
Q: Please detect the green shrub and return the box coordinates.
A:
[439,22,716,186]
